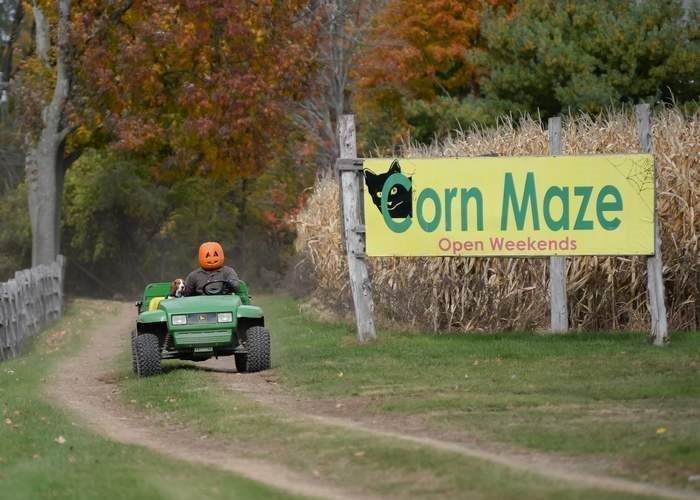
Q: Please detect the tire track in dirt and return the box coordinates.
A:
[204,359,699,500]
[44,300,698,500]
[45,302,369,500]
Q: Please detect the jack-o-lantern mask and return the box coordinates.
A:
[199,242,224,270]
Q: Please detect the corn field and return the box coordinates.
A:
[294,107,698,332]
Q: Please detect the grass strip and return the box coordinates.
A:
[0,299,301,500]
[264,295,700,491]
[119,300,654,499]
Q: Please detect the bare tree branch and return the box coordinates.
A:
[295,0,385,172]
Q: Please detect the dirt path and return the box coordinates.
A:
[46,303,368,500]
[45,302,697,500]
[203,360,699,500]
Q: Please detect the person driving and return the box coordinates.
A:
[184,241,240,296]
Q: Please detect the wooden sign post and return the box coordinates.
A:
[336,115,376,343]
[548,116,569,332]
[334,110,666,344]
[636,104,668,345]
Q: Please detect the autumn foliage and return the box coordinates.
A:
[351,0,513,149]
[75,0,318,181]
[356,0,511,98]
[4,0,698,291]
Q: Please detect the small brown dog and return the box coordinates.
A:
[168,278,186,298]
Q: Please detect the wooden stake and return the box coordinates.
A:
[635,104,668,345]
[548,116,568,332]
[337,115,376,343]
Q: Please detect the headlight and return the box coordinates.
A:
[217,312,233,323]
[172,315,187,325]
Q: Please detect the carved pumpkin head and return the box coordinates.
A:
[198,242,224,270]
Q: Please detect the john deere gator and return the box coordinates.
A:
[132,280,270,377]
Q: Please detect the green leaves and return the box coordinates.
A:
[63,150,168,263]
[476,0,700,117]
[0,182,30,280]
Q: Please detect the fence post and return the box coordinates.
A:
[337,115,377,343]
[56,255,65,316]
[0,284,6,361]
[635,104,668,345]
[548,116,568,332]
[7,280,19,358]
[0,256,66,361]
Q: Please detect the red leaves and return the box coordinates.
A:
[76,0,318,181]
[355,0,514,98]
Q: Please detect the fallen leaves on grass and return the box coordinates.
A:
[47,330,67,346]
[55,436,66,444]
[656,427,667,434]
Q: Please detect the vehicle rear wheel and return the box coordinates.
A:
[130,330,137,374]
[244,326,271,372]
[134,333,161,377]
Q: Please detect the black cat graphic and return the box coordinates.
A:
[364,160,412,219]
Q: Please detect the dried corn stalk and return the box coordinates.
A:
[294,108,699,332]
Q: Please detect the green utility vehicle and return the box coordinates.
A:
[132,280,270,377]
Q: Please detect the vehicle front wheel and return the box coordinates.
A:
[244,326,271,372]
[234,352,247,373]
[134,333,162,377]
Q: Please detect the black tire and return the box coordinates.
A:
[134,333,162,377]
[244,326,271,372]
[130,330,137,374]
[234,352,248,373]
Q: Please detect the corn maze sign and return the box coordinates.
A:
[363,155,654,257]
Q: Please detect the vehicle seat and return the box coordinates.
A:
[148,297,166,311]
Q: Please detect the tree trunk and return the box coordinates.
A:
[26,135,58,265]
[25,0,72,266]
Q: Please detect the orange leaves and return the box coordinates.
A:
[355,0,513,99]
[351,0,515,150]
[76,0,318,182]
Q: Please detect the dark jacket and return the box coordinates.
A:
[184,266,240,296]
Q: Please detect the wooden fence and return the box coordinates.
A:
[0,256,65,361]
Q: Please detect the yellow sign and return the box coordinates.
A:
[363,155,654,257]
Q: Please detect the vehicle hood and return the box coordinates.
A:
[159,295,240,315]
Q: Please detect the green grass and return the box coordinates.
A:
[116,298,681,499]
[0,299,301,500]
[118,360,647,500]
[264,295,700,490]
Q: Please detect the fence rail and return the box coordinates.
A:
[0,256,65,361]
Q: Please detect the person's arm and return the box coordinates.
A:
[223,267,240,292]
[184,271,198,296]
